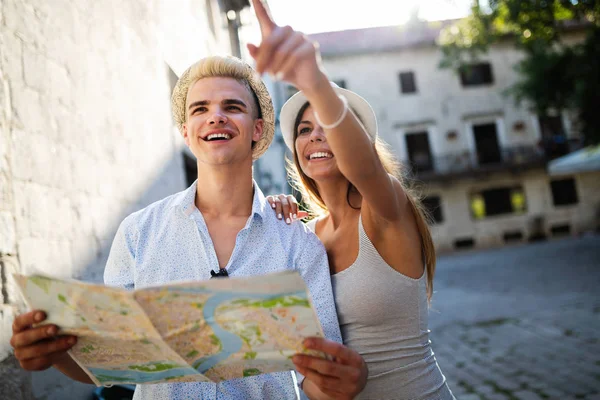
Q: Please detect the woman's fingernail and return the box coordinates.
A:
[293,213,297,219]
[275,71,284,81]
[35,312,44,322]
[271,203,276,209]
[47,326,56,336]
[277,214,282,220]
[286,218,291,224]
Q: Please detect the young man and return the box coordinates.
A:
[10,56,366,400]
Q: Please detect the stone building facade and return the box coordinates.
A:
[300,22,600,252]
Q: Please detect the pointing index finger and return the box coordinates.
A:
[251,0,276,37]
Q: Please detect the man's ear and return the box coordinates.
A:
[182,124,191,147]
[252,119,264,143]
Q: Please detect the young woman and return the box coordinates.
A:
[247,1,455,398]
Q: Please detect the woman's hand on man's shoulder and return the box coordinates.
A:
[266,194,309,224]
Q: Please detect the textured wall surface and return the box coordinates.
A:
[0,0,235,397]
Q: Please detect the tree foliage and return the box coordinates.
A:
[439,0,600,144]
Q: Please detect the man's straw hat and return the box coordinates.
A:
[171,56,275,160]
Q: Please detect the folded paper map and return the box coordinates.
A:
[13,271,325,386]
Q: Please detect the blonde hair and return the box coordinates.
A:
[287,107,437,302]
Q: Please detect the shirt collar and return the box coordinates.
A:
[175,180,268,220]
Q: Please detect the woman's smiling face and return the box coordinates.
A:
[294,105,342,181]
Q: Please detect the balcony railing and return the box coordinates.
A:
[405,145,550,180]
[403,136,586,181]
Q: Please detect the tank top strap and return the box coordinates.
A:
[357,213,381,264]
[359,213,427,271]
[307,215,378,267]
[358,214,368,240]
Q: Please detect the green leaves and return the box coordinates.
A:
[243,368,262,377]
[439,0,600,144]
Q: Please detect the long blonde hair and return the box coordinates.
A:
[286,103,437,302]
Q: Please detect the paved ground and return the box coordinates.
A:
[429,234,600,400]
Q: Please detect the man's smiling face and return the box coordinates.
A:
[183,77,263,166]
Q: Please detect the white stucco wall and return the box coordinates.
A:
[425,170,600,252]
[0,1,234,398]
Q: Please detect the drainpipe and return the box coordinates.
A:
[218,0,250,57]
[227,11,242,58]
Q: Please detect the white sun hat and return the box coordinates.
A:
[279,83,378,152]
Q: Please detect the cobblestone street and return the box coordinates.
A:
[429,235,600,400]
